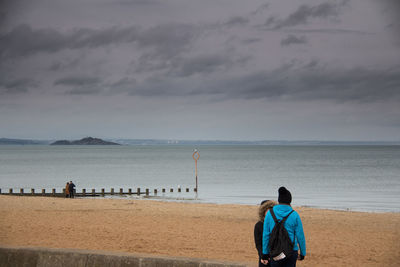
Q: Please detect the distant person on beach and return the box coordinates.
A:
[68,181,76,198]
[261,187,306,267]
[65,182,70,198]
[254,200,277,267]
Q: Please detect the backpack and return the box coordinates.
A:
[268,209,295,261]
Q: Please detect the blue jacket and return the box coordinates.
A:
[262,204,306,256]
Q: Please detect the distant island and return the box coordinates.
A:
[50,137,120,145]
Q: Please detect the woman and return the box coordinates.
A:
[254,200,277,267]
[65,182,70,198]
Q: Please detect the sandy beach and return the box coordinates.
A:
[0,195,399,267]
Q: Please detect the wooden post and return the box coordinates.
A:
[92,189,95,196]
[154,189,157,195]
[170,188,173,193]
[128,188,132,195]
[63,188,66,195]
[0,188,1,194]
[178,187,181,193]
[42,189,45,196]
[194,188,197,192]
[120,188,123,195]
[111,188,114,195]
[31,188,35,195]
[162,188,166,193]
[101,188,105,196]
[20,188,24,195]
[186,188,189,192]
[146,188,149,195]
[137,188,140,195]
[192,150,200,193]
[9,188,13,195]
[82,188,86,196]
[51,188,56,196]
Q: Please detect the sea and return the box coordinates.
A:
[0,145,399,213]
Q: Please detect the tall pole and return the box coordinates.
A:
[192,149,200,192]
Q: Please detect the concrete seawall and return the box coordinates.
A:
[0,246,247,267]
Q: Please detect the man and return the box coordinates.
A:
[68,180,76,198]
[261,187,306,267]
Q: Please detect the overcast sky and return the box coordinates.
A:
[0,0,399,141]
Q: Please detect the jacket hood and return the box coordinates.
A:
[272,204,293,220]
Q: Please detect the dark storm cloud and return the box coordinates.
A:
[379,0,400,41]
[86,56,400,103]
[48,58,81,71]
[54,76,103,95]
[167,54,250,77]
[134,23,199,60]
[54,76,101,86]
[280,35,307,46]
[0,77,38,94]
[218,63,400,102]
[251,3,269,16]
[241,38,263,44]
[264,1,348,29]
[0,24,138,58]
[222,16,249,27]
[108,77,137,94]
[0,23,199,59]
[127,61,400,103]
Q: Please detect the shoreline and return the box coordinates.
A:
[1,195,399,266]
[3,193,398,214]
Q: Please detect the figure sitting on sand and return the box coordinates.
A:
[68,181,76,198]
[254,200,277,267]
[261,187,306,267]
[65,182,70,198]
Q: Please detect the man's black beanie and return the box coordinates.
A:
[278,186,292,204]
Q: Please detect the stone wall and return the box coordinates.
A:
[0,246,247,267]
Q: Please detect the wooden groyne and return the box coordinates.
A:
[0,187,197,198]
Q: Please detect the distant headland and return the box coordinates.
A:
[50,137,120,146]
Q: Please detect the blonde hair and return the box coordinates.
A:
[258,200,277,221]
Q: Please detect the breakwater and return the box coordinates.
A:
[0,246,247,267]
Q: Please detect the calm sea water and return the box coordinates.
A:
[0,145,399,212]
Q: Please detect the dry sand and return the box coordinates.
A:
[0,195,399,266]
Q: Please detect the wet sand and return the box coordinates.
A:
[0,195,399,266]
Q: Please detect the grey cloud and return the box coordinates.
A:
[48,58,81,71]
[108,77,137,94]
[241,38,263,44]
[0,23,199,59]
[282,28,372,35]
[126,76,189,97]
[251,3,269,16]
[380,0,400,41]
[219,64,400,102]
[54,75,104,95]
[0,77,38,94]
[134,23,200,60]
[168,54,249,77]
[134,53,171,73]
[222,16,249,27]
[54,76,101,86]
[130,62,400,103]
[66,87,103,95]
[0,24,138,58]
[265,1,348,29]
[280,35,307,46]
